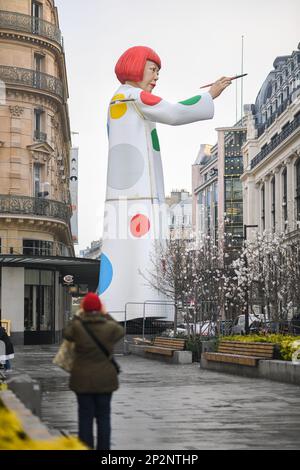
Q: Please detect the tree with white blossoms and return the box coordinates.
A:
[145,233,234,337]
[227,232,300,325]
[182,236,227,336]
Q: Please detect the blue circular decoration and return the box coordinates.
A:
[98,253,113,295]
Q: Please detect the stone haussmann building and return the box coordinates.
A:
[0,0,99,344]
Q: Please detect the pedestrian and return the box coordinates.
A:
[63,292,124,450]
[0,325,14,373]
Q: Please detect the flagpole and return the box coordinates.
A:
[236,71,238,123]
[241,35,244,123]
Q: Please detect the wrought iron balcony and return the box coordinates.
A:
[34,130,47,142]
[251,113,300,169]
[0,10,62,46]
[0,195,71,225]
[0,65,64,100]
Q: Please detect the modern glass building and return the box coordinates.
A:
[192,127,246,262]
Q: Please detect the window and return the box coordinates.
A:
[33,163,41,197]
[34,109,46,141]
[32,2,42,34]
[23,239,53,256]
[282,168,287,228]
[225,201,243,224]
[34,109,41,133]
[213,182,218,232]
[33,54,44,87]
[32,1,42,18]
[271,177,276,230]
[261,184,265,230]
[225,178,242,201]
[34,54,43,73]
[206,188,211,235]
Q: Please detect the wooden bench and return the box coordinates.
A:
[203,340,276,367]
[144,337,186,357]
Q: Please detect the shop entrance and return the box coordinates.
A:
[24,269,55,344]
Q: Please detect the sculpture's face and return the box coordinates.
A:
[127,60,160,93]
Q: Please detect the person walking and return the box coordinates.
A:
[0,325,14,372]
[63,292,124,450]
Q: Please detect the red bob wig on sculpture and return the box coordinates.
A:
[115,46,161,84]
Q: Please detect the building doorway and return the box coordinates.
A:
[24,269,55,344]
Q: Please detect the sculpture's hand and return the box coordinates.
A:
[208,77,232,99]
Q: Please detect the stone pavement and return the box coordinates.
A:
[12,345,300,450]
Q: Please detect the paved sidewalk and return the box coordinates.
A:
[12,345,300,450]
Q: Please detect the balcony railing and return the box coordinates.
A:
[251,113,300,169]
[0,65,64,100]
[0,195,71,225]
[256,95,295,138]
[0,10,62,46]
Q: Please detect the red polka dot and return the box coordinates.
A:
[130,214,151,237]
[140,91,162,106]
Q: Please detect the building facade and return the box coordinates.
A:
[242,46,300,240]
[193,130,246,262]
[0,0,99,344]
[166,189,193,240]
[80,239,102,260]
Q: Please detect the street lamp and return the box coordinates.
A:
[243,224,258,334]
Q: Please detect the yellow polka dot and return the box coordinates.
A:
[110,93,127,119]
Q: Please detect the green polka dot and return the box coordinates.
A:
[179,95,202,106]
[151,129,160,151]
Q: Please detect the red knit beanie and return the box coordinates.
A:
[82,292,102,312]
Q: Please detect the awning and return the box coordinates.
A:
[0,255,100,289]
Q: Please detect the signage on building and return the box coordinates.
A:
[63,275,74,285]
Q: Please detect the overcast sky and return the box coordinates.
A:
[54,0,300,252]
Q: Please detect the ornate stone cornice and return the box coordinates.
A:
[51,115,60,130]
[0,31,62,55]
[263,173,272,181]
[6,91,58,113]
[27,142,55,163]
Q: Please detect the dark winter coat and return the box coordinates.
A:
[0,326,14,360]
[63,311,124,394]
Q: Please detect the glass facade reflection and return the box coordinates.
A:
[224,129,246,251]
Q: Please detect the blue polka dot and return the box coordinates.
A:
[98,253,113,295]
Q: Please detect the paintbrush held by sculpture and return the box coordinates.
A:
[200,73,248,89]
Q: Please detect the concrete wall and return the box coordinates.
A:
[1,267,24,344]
[201,356,300,385]
[259,360,300,386]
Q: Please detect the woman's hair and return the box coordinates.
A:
[115,46,161,84]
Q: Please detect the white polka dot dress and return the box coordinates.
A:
[99,84,214,320]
